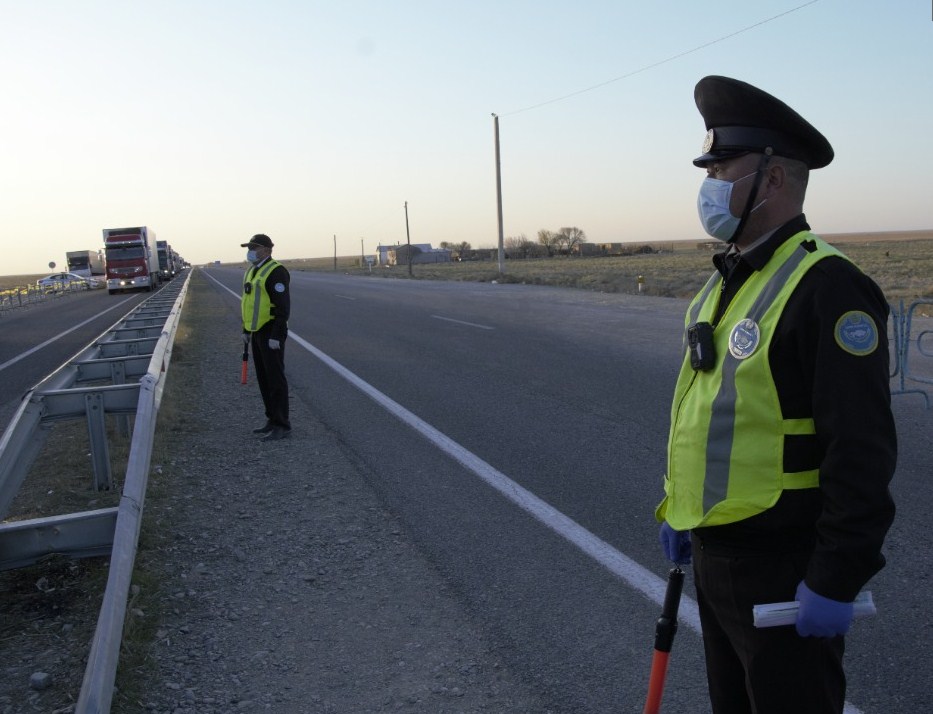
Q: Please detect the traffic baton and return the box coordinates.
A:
[643,566,685,714]
[240,337,249,385]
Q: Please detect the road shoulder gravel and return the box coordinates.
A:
[125,273,548,713]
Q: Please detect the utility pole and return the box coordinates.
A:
[404,200,413,277]
[333,234,337,271]
[492,113,505,274]
[360,238,364,267]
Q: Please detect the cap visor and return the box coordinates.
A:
[693,150,749,167]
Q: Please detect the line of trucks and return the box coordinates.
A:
[66,227,188,295]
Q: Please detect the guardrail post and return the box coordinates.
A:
[108,354,131,439]
[118,339,135,438]
[84,392,112,491]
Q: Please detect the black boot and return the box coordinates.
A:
[261,426,291,441]
[252,421,274,434]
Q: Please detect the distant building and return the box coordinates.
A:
[377,243,439,265]
[375,244,402,266]
[384,243,452,266]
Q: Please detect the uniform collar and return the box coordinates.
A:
[713,214,810,276]
[741,214,811,271]
[247,256,272,277]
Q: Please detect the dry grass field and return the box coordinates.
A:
[287,231,933,302]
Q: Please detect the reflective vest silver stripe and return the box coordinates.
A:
[702,243,811,513]
[248,261,278,332]
[683,272,721,355]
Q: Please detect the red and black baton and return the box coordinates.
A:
[643,566,685,714]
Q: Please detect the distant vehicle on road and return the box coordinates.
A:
[103,226,160,294]
[65,249,106,278]
[156,240,179,280]
[36,272,101,292]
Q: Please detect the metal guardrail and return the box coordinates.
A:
[0,271,190,712]
[891,299,933,409]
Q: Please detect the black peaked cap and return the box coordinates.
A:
[693,75,834,169]
[241,234,274,248]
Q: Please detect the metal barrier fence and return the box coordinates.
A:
[891,299,933,409]
[0,272,190,712]
[0,281,104,315]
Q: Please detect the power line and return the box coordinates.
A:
[501,0,821,117]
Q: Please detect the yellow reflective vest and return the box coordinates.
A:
[242,259,282,333]
[657,233,846,529]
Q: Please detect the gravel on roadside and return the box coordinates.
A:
[118,273,550,713]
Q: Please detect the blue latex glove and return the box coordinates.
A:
[795,581,854,637]
[268,338,281,350]
[659,522,692,565]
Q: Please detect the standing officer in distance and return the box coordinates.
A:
[241,234,291,441]
[656,76,896,713]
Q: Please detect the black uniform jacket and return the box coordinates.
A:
[691,214,896,602]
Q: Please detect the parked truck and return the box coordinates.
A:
[65,250,106,278]
[103,226,160,294]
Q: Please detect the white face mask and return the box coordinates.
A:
[246,249,259,263]
[697,171,765,242]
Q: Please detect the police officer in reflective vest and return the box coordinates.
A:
[656,76,896,713]
[241,234,291,441]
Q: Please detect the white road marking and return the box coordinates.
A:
[205,270,867,714]
[289,327,700,630]
[431,314,494,330]
[0,295,136,374]
[334,294,357,301]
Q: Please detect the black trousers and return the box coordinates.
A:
[251,325,290,429]
[693,541,846,714]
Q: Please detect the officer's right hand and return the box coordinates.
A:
[795,581,854,638]
[242,333,250,345]
[659,522,692,565]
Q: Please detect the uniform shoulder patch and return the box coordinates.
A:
[834,311,878,356]
[273,282,286,293]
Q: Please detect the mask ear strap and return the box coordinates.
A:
[729,148,773,244]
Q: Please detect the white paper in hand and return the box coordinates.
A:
[753,591,876,628]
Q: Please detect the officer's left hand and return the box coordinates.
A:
[659,522,692,565]
[268,338,281,350]
[795,581,854,637]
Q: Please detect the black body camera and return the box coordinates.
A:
[687,322,715,371]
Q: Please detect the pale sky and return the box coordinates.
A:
[2,0,931,275]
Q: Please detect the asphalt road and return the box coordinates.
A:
[204,266,931,714]
[0,288,149,430]
[3,268,931,712]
